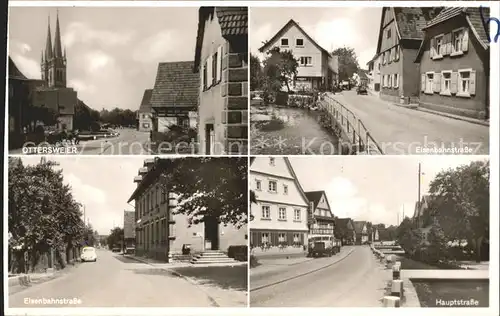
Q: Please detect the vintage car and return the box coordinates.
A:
[357,85,368,95]
[307,236,341,257]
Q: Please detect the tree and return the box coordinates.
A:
[100,107,138,127]
[428,160,489,262]
[396,217,422,256]
[158,157,248,228]
[262,47,299,94]
[74,100,100,131]
[107,227,124,249]
[250,54,263,91]
[426,224,449,264]
[332,47,360,81]
[8,157,87,273]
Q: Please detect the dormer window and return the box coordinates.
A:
[281,38,289,46]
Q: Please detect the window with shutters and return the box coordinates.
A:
[440,71,452,96]
[451,28,466,56]
[278,207,286,220]
[425,72,434,94]
[262,205,270,219]
[433,34,444,59]
[457,69,474,98]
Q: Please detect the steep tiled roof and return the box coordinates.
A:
[150,61,199,109]
[138,89,153,113]
[393,7,442,39]
[194,7,248,71]
[216,7,248,37]
[259,19,331,56]
[424,7,465,29]
[305,191,324,209]
[9,57,28,80]
[358,69,369,79]
[353,221,367,234]
[336,218,353,233]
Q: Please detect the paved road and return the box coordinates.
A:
[9,249,216,307]
[250,246,389,307]
[327,91,489,155]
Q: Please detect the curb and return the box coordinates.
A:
[250,247,355,291]
[391,103,489,127]
[125,255,220,307]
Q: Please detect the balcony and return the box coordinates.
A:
[310,228,334,235]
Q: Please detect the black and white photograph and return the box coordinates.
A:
[249,156,489,307]
[8,6,248,155]
[7,156,248,308]
[250,6,490,155]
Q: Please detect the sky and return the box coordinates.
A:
[250,7,381,68]
[290,156,489,227]
[18,156,145,235]
[8,7,199,111]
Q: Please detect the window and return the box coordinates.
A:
[262,232,269,243]
[212,51,218,85]
[441,71,452,95]
[389,48,394,62]
[202,63,207,90]
[269,180,277,192]
[387,29,391,39]
[296,38,304,46]
[452,28,467,55]
[283,184,288,195]
[458,70,470,97]
[388,74,393,88]
[293,234,300,242]
[256,179,262,191]
[281,38,289,46]
[269,157,275,166]
[294,209,301,221]
[382,52,387,64]
[394,46,400,61]
[278,233,286,243]
[262,206,270,219]
[432,34,444,59]
[278,207,287,220]
[299,56,312,66]
[425,72,434,94]
[394,73,399,88]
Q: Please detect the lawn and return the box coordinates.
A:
[412,279,489,307]
[170,265,247,291]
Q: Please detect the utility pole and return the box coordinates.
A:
[417,163,422,228]
[83,205,86,225]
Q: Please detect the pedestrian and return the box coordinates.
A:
[74,129,80,145]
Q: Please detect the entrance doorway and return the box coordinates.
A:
[204,216,219,250]
[205,124,215,154]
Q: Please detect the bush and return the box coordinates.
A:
[228,245,248,261]
[287,94,314,108]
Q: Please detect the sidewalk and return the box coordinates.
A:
[401,269,489,279]
[251,246,355,290]
[8,264,79,295]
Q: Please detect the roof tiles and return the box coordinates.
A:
[138,89,153,113]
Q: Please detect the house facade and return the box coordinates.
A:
[250,157,310,251]
[128,158,247,261]
[194,7,248,155]
[334,218,356,245]
[367,54,381,93]
[415,7,490,120]
[259,19,338,91]
[376,7,442,103]
[305,191,336,239]
[353,221,369,245]
[137,89,153,132]
[150,61,199,135]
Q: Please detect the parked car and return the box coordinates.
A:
[80,246,97,262]
[357,85,368,95]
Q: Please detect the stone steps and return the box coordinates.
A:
[190,251,238,264]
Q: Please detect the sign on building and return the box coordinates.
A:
[124,211,136,239]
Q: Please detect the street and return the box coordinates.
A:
[328,91,489,155]
[9,249,217,307]
[250,246,389,307]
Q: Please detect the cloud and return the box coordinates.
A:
[311,18,362,52]
[358,47,376,68]
[10,41,32,54]
[63,22,134,48]
[132,30,180,63]
[11,54,41,79]
[64,173,107,205]
[325,177,367,219]
[68,79,97,93]
[250,23,272,55]
[84,50,115,73]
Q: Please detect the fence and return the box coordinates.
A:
[319,94,384,154]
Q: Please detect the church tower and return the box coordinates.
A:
[41,12,67,88]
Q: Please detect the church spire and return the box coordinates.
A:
[45,15,53,60]
[53,10,63,58]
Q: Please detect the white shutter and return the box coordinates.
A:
[216,46,222,82]
[430,38,435,59]
[433,73,441,93]
[462,29,469,52]
[443,33,451,56]
[421,74,425,92]
[469,70,476,95]
[450,72,458,94]
[207,55,213,87]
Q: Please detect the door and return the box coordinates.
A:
[205,124,215,154]
[204,216,219,250]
